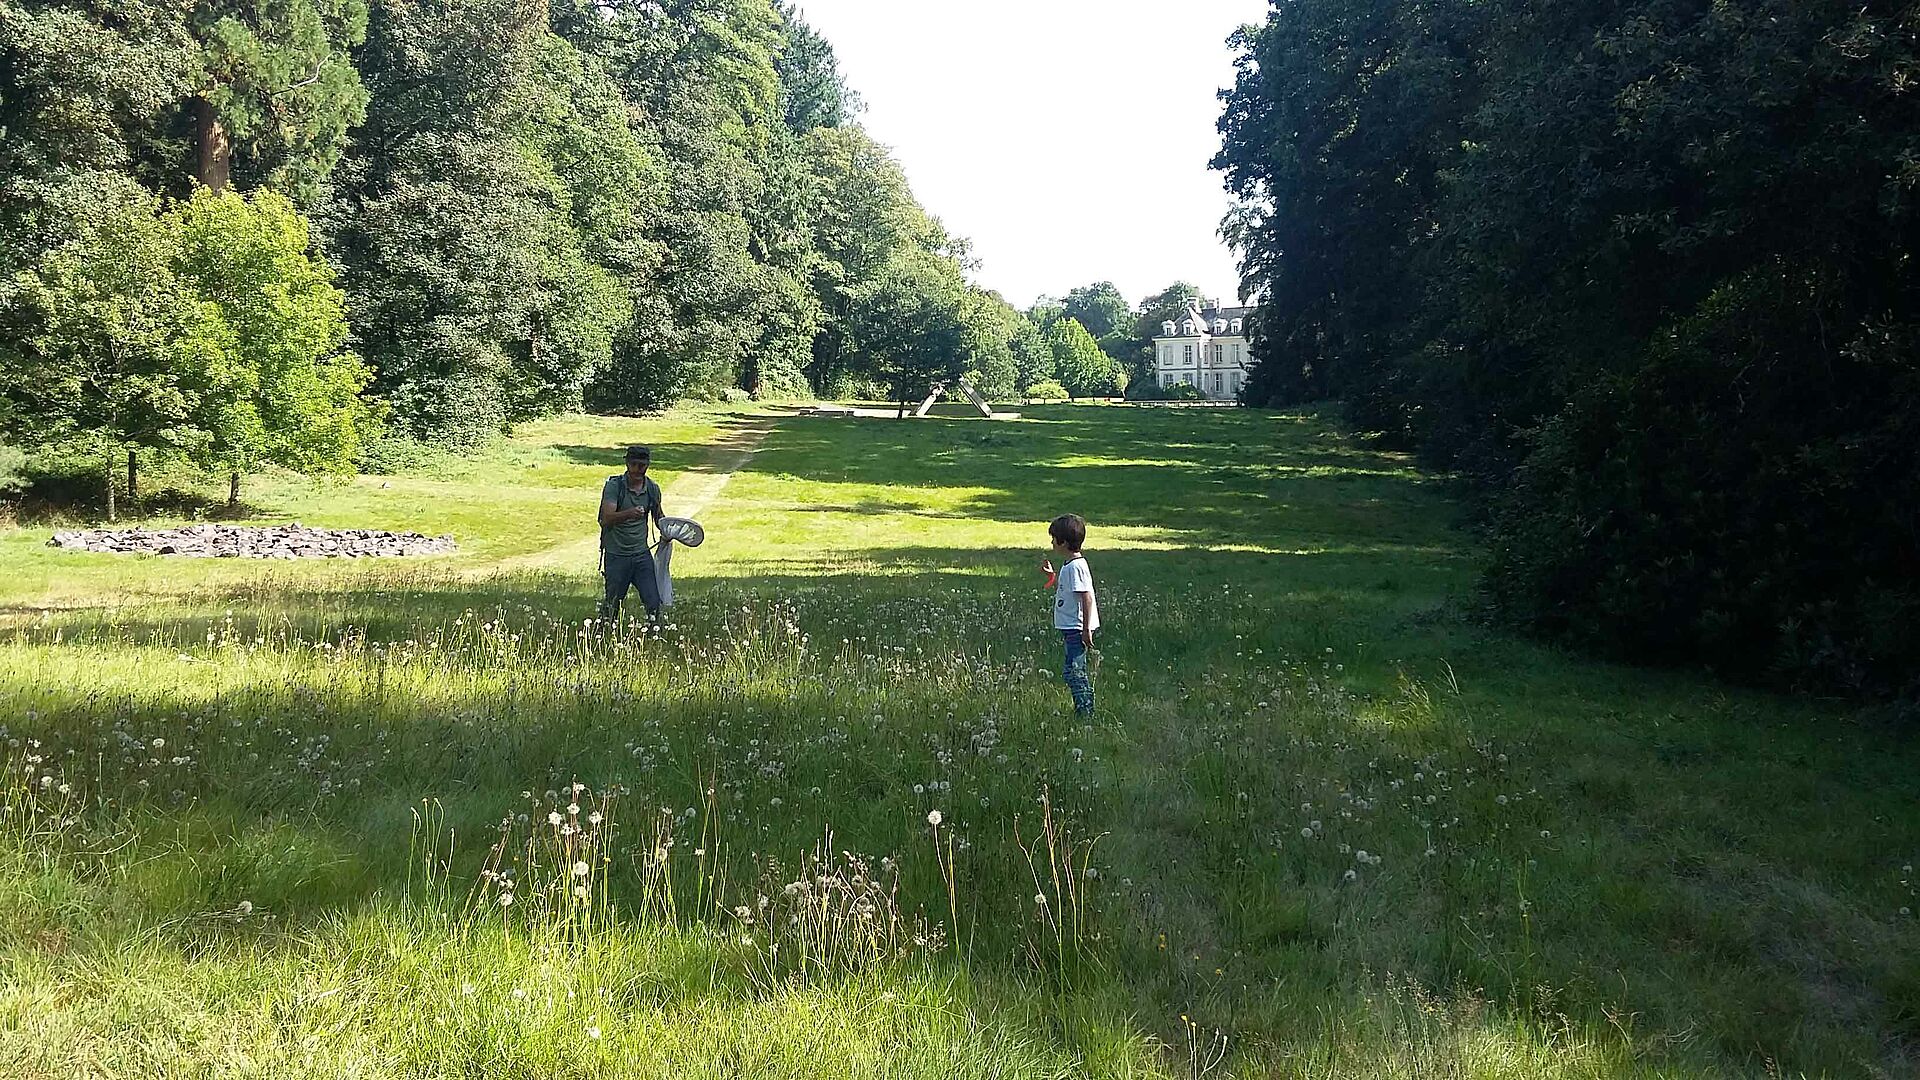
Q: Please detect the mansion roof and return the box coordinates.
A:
[1155,298,1255,340]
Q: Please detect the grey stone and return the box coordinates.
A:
[46,523,459,559]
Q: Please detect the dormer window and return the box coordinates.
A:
[1230,318,1243,333]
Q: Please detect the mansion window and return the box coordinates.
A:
[1182,345,1193,365]
[1232,344,1241,364]
[1213,373,1224,393]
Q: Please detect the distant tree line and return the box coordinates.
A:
[1217,0,1919,698]
[0,0,1052,508]
[1019,280,1242,401]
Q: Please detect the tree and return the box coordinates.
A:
[3,182,378,512]
[1061,281,1129,340]
[1216,0,1920,695]
[186,0,370,196]
[1026,296,1065,331]
[847,255,969,413]
[1010,316,1053,392]
[0,0,197,274]
[773,2,860,134]
[1046,317,1121,400]
[3,179,234,520]
[324,0,631,444]
[958,289,1022,402]
[798,123,962,396]
[172,188,376,503]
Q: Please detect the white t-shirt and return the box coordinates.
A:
[1053,556,1100,632]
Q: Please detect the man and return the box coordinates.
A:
[597,445,666,622]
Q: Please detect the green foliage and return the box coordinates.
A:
[1060,281,1129,340]
[1218,0,1920,695]
[0,0,198,271]
[1046,318,1122,400]
[171,188,375,478]
[1486,273,1920,696]
[957,290,1025,402]
[189,0,370,195]
[0,442,24,497]
[773,2,859,134]
[1008,317,1053,392]
[1130,380,1206,403]
[2,0,984,464]
[1025,297,1064,332]
[1021,379,1067,403]
[4,179,235,467]
[2,182,375,502]
[798,124,965,398]
[847,255,970,406]
[323,0,635,444]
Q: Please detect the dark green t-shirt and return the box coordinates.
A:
[600,474,661,557]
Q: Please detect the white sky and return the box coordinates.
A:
[791,0,1269,311]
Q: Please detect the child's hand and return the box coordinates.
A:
[1041,560,1054,576]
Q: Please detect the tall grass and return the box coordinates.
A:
[1,405,1916,1076]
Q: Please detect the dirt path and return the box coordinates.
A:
[482,413,782,575]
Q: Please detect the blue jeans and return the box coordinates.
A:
[599,550,661,620]
[1061,630,1094,715]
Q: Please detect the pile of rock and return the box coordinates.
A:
[48,523,457,559]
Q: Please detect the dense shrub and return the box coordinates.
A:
[1487,276,1920,696]
[1023,380,1068,403]
[1131,382,1208,402]
[0,444,26,499]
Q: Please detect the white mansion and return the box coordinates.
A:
[1152,297,1253,400]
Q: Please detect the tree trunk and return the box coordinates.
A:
[127,449,138,505]
[229,470,241,507]
[192,96,231,194]
[104,452,116,523]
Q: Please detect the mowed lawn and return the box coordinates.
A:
[1,404,1915,1078]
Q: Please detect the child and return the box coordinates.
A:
[1041,514,1100,717]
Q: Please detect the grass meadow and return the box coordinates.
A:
[1,403,1915,1077]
